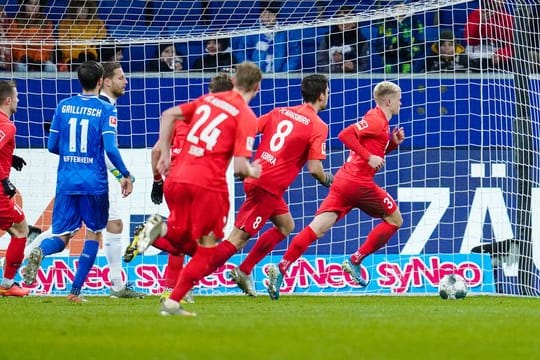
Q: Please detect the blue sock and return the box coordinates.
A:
[40,237,66,256]
[71,240,99,295]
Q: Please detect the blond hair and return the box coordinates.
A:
[234,62,262,92]
[373,81,401,104]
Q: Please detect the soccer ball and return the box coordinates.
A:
[438,274,468,300]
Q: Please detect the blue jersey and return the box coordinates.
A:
[48,94,126,195]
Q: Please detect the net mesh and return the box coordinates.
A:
[1,0,540,297]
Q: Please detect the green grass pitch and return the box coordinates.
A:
[2,295,539,359]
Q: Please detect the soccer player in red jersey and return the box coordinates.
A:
[0,80,30,297]
[144,73,234,304]
[223,74,332,296]
[134,62,262,316]
[267,81,406,300]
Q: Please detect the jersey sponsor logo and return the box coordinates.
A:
[109,116,118,127]
[355,119,368,131]
[0,130,5,143]
[246,136,254,151]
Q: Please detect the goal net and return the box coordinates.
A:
[1,0,540,297]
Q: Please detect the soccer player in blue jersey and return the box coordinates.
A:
[23,61,133,302]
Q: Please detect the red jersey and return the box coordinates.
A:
[169,90,257,192]
[245,104,328,197]
[170,120,190,163]
[0,111,15,180]
[336,107,392,183]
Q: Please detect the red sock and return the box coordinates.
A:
[4,237,26,280]
[352,222,399,264]
[153,236,183,256]
[279,226,318,274]
[170,246,214,302]
[207,240,236,275]
[240,227,285,275]
[165,254,185,289]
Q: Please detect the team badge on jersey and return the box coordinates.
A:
[109,116,118,127]
[355,119,368,131]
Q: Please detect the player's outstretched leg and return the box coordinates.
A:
[230,267,256,297]
[137,214,166,254]
[342,259,369,287]
[23,247,43,285]
[266,264,283,300]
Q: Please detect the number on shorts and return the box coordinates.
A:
[252,216,262,230]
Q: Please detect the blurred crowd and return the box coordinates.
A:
[0,0,537,74]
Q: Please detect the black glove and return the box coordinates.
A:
[11,155,26,171]
[1,178,16,198]
[151,179,164,204]
[319,172,333,188]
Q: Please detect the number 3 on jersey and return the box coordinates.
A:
[187,104,228,151]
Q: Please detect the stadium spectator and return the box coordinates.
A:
[99,62,145,299]
[0,80,30,297]
[464,0,513,72]
[192,38,237,72]
[267,81,405,300]
[317,5,369,73]
[99,42,125,63]
[145,43,184,72]
[5,0,56,72]
[0,6,11,71]
[235,1,301,73]
[58,0,107,71]
[128,62,262,316]
[23,61,133,303]
[426,30,468,72]
[375,2,425,73]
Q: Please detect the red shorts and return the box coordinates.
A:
[234,183,289,236]
[0,197,25,230]
[316,177,398,221]
[164,180,229,243]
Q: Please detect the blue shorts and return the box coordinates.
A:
[52,193,109,235]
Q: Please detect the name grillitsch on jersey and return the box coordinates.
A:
[61,105,102,117]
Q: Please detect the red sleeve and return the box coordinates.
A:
[179,100,197,125]
[386,138,398,154]
[464,9,482,46]
[338,124,371,160]
[234,113,257,158]
[308,120,328,160]
[257,111,273,133]
[0,124,15,180]
[338,115,384,160]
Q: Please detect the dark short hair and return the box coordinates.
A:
[102,62,122,79]
[301,74,328,104]
[77,60,104,91]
